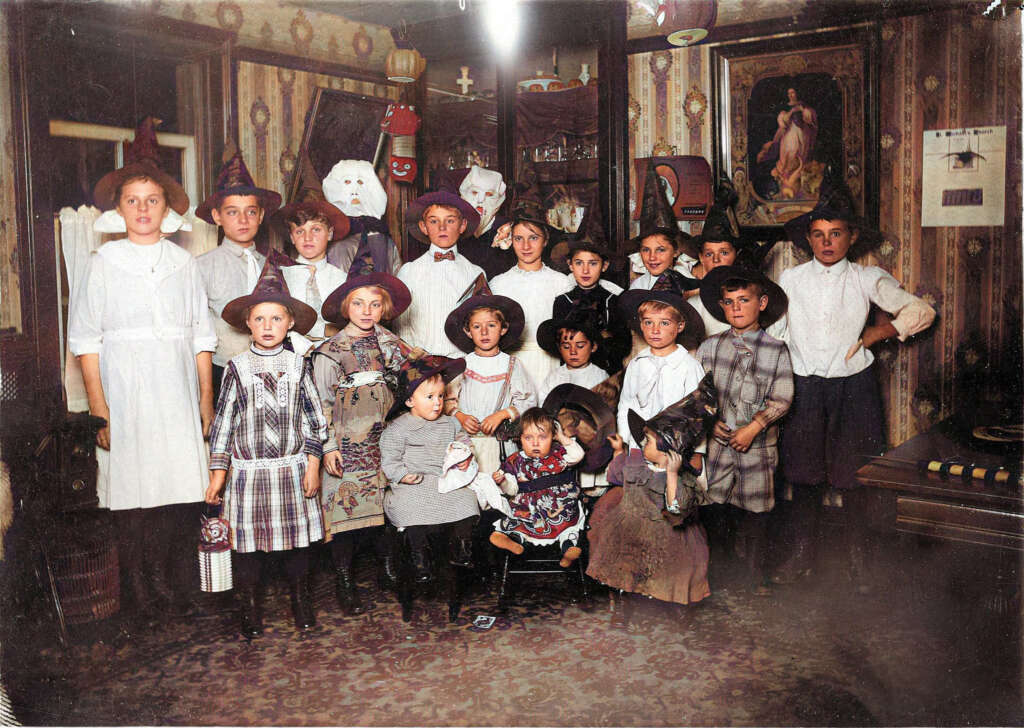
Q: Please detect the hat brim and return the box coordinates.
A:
[698,265,788,328]
[196,186,284,225]
[627,409,648,452]
[272,201,350,242]
[406,192,481,245]
[93,160,190,215]
[320,272,411,326]
[387,357,467,420]
[618,289,705,350]
[221,291,318,336]
[542,383,616,472]
[784,210,885,259]
[536,317,600,358]
[444,294,525,353]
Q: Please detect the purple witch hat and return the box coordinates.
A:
[387,355,467,419]
[320,232,411,325]
[221,249,317,335]
[196,142,283,223]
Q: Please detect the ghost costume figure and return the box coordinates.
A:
[458,165,516,280]
[322,159,402,275]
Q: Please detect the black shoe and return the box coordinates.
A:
[289,580,316,630]
[411,549,432,584]
[236,588,263,639]
[334,567,365,615]
[448,538,474,569]
[378,556,400,592]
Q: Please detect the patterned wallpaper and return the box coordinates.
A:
[0,13,21,332]
[153,0,394,72]
[627,10,1022,447]
[235,61,397,200]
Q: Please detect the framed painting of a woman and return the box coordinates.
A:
[711,27,879,235]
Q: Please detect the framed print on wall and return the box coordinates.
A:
[711,27,879,238]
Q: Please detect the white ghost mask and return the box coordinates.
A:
[322,159,388,219]
[459,165,506,236]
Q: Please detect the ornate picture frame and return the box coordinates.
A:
[711,27,879,237]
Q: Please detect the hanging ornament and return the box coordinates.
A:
[380,103,421,183]
[385,24,426,83]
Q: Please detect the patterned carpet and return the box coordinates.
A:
[4,535,1020,726]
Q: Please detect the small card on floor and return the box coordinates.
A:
[472,615,496,630]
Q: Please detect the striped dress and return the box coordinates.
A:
[208,344,328,553]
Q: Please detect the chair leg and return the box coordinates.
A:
[496,552,512,612]
[394,530,414,622]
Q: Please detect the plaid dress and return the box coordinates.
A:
[209,345,328,553]
[696,329,794,513]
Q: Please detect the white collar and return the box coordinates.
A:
[224,238,259,257]
[635,344,681,362]
[297,256,328,271]
[250,343,284,356]
[428,243,459,257]
[811,256,850,276]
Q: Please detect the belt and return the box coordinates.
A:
[232,453,306,471]
[338,370,385,389]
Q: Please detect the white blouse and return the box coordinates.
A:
[453,352,538,420]
[617,344,706,450]
[538,362,609,404]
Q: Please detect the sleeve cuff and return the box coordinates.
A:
[209,452,232,470]
[303,439,324,458]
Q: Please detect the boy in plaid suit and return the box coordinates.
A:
[696,265,793,595]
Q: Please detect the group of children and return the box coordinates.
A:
[69,130,936,638]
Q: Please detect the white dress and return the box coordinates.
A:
[537,362,609,403]
[489,264,573,387]
[68,238,217,511]
[450,352,538,474]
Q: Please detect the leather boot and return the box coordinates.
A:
[411,548,432,583]
[236,587,263,639]
[289,579,316,630]
[448,537,474,569]
[334,567,364,615]
[378,555,400,592]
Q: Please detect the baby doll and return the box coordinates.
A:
[437,440,511,516]
[490,408,586,568]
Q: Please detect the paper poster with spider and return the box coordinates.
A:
[922,126,1006,227]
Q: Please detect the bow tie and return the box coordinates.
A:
[433,251,456,262]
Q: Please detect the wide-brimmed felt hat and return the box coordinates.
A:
[543,383,616,473]
[618,288,705,351]
[93,116,190,215]
[536,315,601,358]
[388,355,467,419]
[444,294,525,353]
[320,231,411,325]
[222,249,316,335]
[698,265,788,328]
[783,165,884,259]
[406,190,481,246]
[196,144,282,224]
[627,372,718,465]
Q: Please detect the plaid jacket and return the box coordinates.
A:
[697,329,794,512]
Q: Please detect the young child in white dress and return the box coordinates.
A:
[444,293,537,476]
[205,259,328,637]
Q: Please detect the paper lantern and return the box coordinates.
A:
[662,0,717,46]
[385,47,426,83]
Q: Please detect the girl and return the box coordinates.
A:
[489,408,586,569]
[70,151,216,621]
[444,294,536,476]
[312,237,415,614]
[489,209,572,388]
[206,261,327,636]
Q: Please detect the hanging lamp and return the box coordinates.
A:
[385,24,426,83]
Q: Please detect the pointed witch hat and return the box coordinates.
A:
[195,140,283,224]
[93,115,190,214]
[271,150,350,241]
[320,231,411,325]
[783,165,884,258]
[631,161,693,255]
[548,195,623,273]
[221,248,317,335]
[627,371,719,467]
[506,162,562,242]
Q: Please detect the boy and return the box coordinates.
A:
[489,407,586,568]
[277,199,350,344]
[552,235,631,374]
[380,356,480,591]
[697,265,793,594]
[206,256,326,636]
[616,290,706,472]
[196,149,282,393]
[774,177,936,588]
[536,315,608,402]
[393,191,483,357]
[687,202,744,338]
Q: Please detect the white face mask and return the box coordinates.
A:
[322,159,388,219]
[459,165,506,236]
